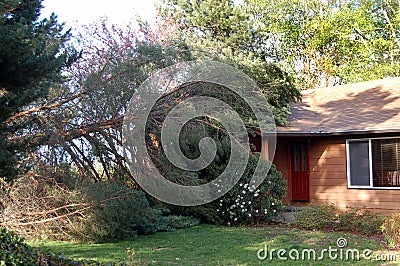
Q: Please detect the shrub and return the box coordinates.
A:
[147,110,287,226]
[73,182,157,241]
[162,215,200,229]
[338,207,384,235]
[164,202,224,225]
[381,212,400,247]
[295,204,384,235]
[295,204,337,230]
[166,155,287,226]
[0,226,37,265]
[217,159,287,225]
[0,226,105,265]
[72,182,199,242]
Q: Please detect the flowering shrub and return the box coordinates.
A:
[217,156,287,225]
[164,153,287,226]
[154,123,287,225]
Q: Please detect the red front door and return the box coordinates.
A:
[291,142,310,201]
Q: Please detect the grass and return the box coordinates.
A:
[30,224,399,265]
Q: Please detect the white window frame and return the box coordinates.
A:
[346,136,400,190]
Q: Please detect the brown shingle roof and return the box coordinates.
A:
[277,77,400,135]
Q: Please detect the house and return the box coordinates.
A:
[263,77,400,213]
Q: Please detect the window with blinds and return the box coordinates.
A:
[372,138,400,187]
[347,137,400,189]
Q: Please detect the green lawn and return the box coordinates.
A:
[30,224,399,265]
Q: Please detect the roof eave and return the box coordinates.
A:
[264,128,400,137]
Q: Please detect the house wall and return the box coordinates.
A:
[268,135,400,214]
[271,137,291,202]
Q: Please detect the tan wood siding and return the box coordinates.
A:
[272,138,291,202]
[267,136,400,214]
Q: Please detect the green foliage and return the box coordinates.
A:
[0,226,106,265]
[338,207,384,235]
[236,61,299,126]
[247,0,400,88]
[217,160,286,225]
[72,182,199,243]
[166,202,223,225]
[0,0,78,183]
[158,0,301,126]
[295,204,337,230]
[381,212,400,247]
[0,227,37,265]
[162,215,200,229]
[146,106,287,225]
[163,151,287,225]
[296,204,384,235]
[160,0,254,52]
[162,0,400,90]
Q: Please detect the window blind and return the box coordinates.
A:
[372,138,400,187]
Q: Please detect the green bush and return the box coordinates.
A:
[295,204,384,235]
[0,227,37,265]
[338,207,383,235]
[381,212,400,247]
[72,182,199,242]
[295,204,337,230]
[0,226,105,265]
[165,203,223,225]
[217,159,287,225]
[166,155,287,226]
[162,215,200,229]
[147,117,287,226]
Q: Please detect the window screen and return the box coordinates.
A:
[348,140,370,186]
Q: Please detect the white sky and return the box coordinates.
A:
[40,0,157,29]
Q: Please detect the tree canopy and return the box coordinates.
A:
[159,0,400,89]
[247,0,400,88]
[0,0,78,182]
[157,0,301,125]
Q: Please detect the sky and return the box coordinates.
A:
[40,0,157,29]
